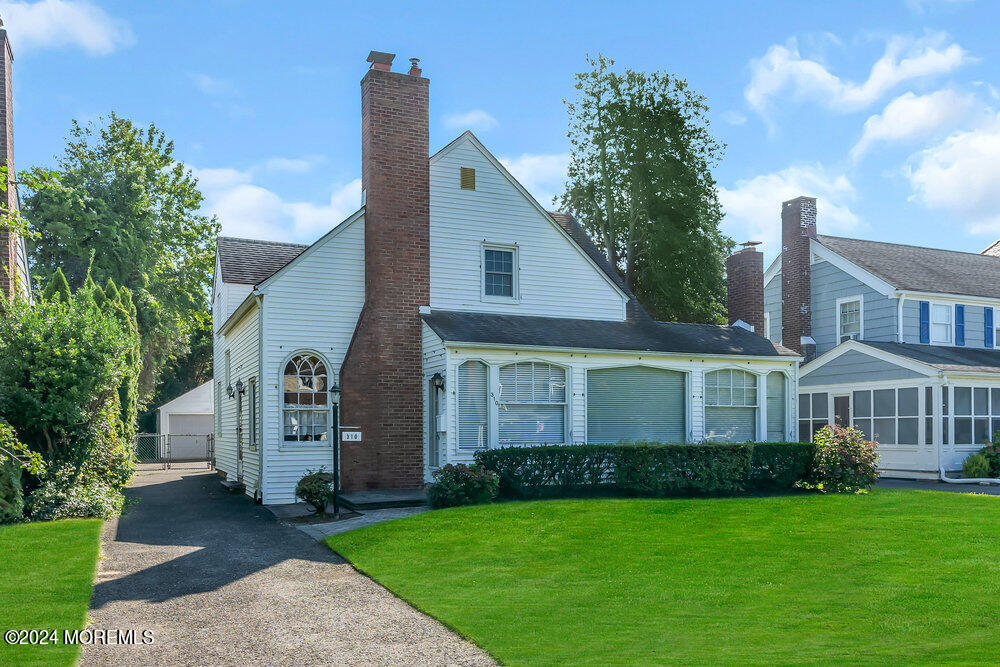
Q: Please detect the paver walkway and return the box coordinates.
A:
[81,467,493,666]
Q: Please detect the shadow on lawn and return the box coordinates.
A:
[90,469,342,608]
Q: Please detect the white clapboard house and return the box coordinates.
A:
[212,51,800,504]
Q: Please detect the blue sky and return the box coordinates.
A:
[5,0,1000,260]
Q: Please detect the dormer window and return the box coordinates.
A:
[837,296,862,343]
[482,244,517,300]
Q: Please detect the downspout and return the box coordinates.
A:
[936,380,1000,485]
[254,289,265,503]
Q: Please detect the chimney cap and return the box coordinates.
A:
[738,241,762,251]
[367,51,395,67]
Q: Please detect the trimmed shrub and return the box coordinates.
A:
[475,442,815,500]
[809,426,880,494]
[295,468,335,515]
[963,452,991,479]
[978,441,1000,478]
[427,464,499,509]
[26,464,125,521]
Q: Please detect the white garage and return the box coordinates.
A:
[156,382,215,461]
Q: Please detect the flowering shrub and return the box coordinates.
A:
[427,464,499,509]
[963,452,991,479]
[976,440,1000,477]
[807,426,879,494]
[295,468,335,515]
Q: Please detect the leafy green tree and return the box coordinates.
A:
[560,55,732,323]
[22,113,219,405]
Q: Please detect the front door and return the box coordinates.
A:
[833,394,851,428]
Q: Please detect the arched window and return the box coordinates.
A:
[704,369,758,442]
[497,362,566,445]
[283,354,329,443]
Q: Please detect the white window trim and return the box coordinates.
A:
[994,306,1000,350]
[480,241,520,304]
[835,294,863,344]
[278,350,333,450]
[703,368,761,442]
[930,302,953,345]
[764,312,771,341]
[495,361,569,447]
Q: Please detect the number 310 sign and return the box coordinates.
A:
[341,431,362,442]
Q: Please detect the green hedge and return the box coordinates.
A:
[474,442,815,499]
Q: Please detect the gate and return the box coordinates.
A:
[133,433,215,470]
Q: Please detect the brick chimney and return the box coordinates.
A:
[0,19,17,299]
[339,51,429,491]
[781,196,817,357]
[726,242,764,334]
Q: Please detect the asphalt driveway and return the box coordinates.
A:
[81,467,492,666]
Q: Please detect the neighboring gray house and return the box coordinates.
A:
[739,196,1000,478]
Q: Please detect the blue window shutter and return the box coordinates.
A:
[956,304,965,346]
[987,308,995,349]
[919,301,930,343]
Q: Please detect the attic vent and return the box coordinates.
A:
[460,167,476,191]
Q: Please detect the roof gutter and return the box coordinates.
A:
[441,340,801,362]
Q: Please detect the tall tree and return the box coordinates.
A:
[560,55,732,323]
[22,113,219,407]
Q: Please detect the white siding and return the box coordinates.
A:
[215,302,261,494]
[429,136,626,321]
[422,323,448,478]
[435,346,798,477]
[259,216,366,504]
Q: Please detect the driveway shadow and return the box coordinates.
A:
[90,469,343,609]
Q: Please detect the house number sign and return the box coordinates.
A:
[342,431,362,442]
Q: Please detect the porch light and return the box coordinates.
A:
[226,383,235,398]
[235,379,245,396]
[431,372,445,391]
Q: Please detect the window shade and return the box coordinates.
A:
[497,362,566,445]
[586,366,685,444]
[458,361,489,449]
[705,407,756,442]
[766,372,786,441]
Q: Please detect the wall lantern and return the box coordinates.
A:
[235,379,246,396]
[431,372,445,391]
[226,383,235,398]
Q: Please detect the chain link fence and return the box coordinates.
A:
[133,433,215,470]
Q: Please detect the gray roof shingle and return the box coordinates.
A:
[817,235,1000,299]
[548,211,633,298]
[859,340,1000,374]
[422,309,799,358]
[217,236,308,285]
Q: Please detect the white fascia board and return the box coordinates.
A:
[443,340,801,363]
[255,207,365,291]
[764,254,781,285]
[897,289,1000,309]
[430,131,630,304]
[810,239,896,297]
[800,339,938,378]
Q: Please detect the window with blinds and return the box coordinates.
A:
[704,369,758,442]
[497,362,566,445]
[586,366,686,444]
[458,361,489,449]
[766,372,786,441]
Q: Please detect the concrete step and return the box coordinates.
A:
[220,479,246,494]
[339,488,427,511]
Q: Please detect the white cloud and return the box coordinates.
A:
[720,110,748,125]
[746,33,972,117]
[499,152,569,208]
[905,0,973,14]
[192,163,361,241]
[190,72,235,96]
[0,0,132,55]
[262,155,326,174]
[443,109,499,132]
[906,113,1000,233]
[851,89,973,160]
[719,165,860,259]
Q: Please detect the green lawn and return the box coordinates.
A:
[0,519,103,666]
[329,490,1000,665]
